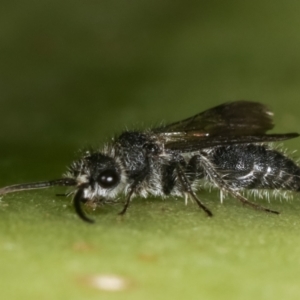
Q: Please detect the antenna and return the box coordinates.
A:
[0,178,77,195]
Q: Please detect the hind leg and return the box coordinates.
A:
[199,152,280,215]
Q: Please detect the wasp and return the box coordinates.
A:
[0,101,299,223]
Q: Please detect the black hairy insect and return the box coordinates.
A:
[0,101,299,223]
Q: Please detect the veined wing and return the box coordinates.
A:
[153,101,299,152]
[154,101,274,136]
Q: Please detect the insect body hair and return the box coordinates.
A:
[199,143,300,202]
[1,100,300,222]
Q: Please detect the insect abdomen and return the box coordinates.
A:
[210,144,300,191]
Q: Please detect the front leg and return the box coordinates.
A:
[118,166,150,215]
[118,183,138,215]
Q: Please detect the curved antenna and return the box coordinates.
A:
[0,178,77,195]
[73,186,94,223]
[0,178,95,224]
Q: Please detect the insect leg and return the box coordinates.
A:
[227,190,279,214]
[118,188,135,215]
[200,152,279,215]
[118,167,150,215]
[176,163,213,217]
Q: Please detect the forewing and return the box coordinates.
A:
[154,101,274,136]
[152,101,299,152]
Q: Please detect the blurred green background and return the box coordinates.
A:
[1,0,300,299]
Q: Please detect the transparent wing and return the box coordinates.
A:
[154,101,274,135]
[152,101,299,152]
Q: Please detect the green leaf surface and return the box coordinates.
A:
[1,1,300,299]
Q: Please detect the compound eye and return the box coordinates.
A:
[97,169,120,188]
